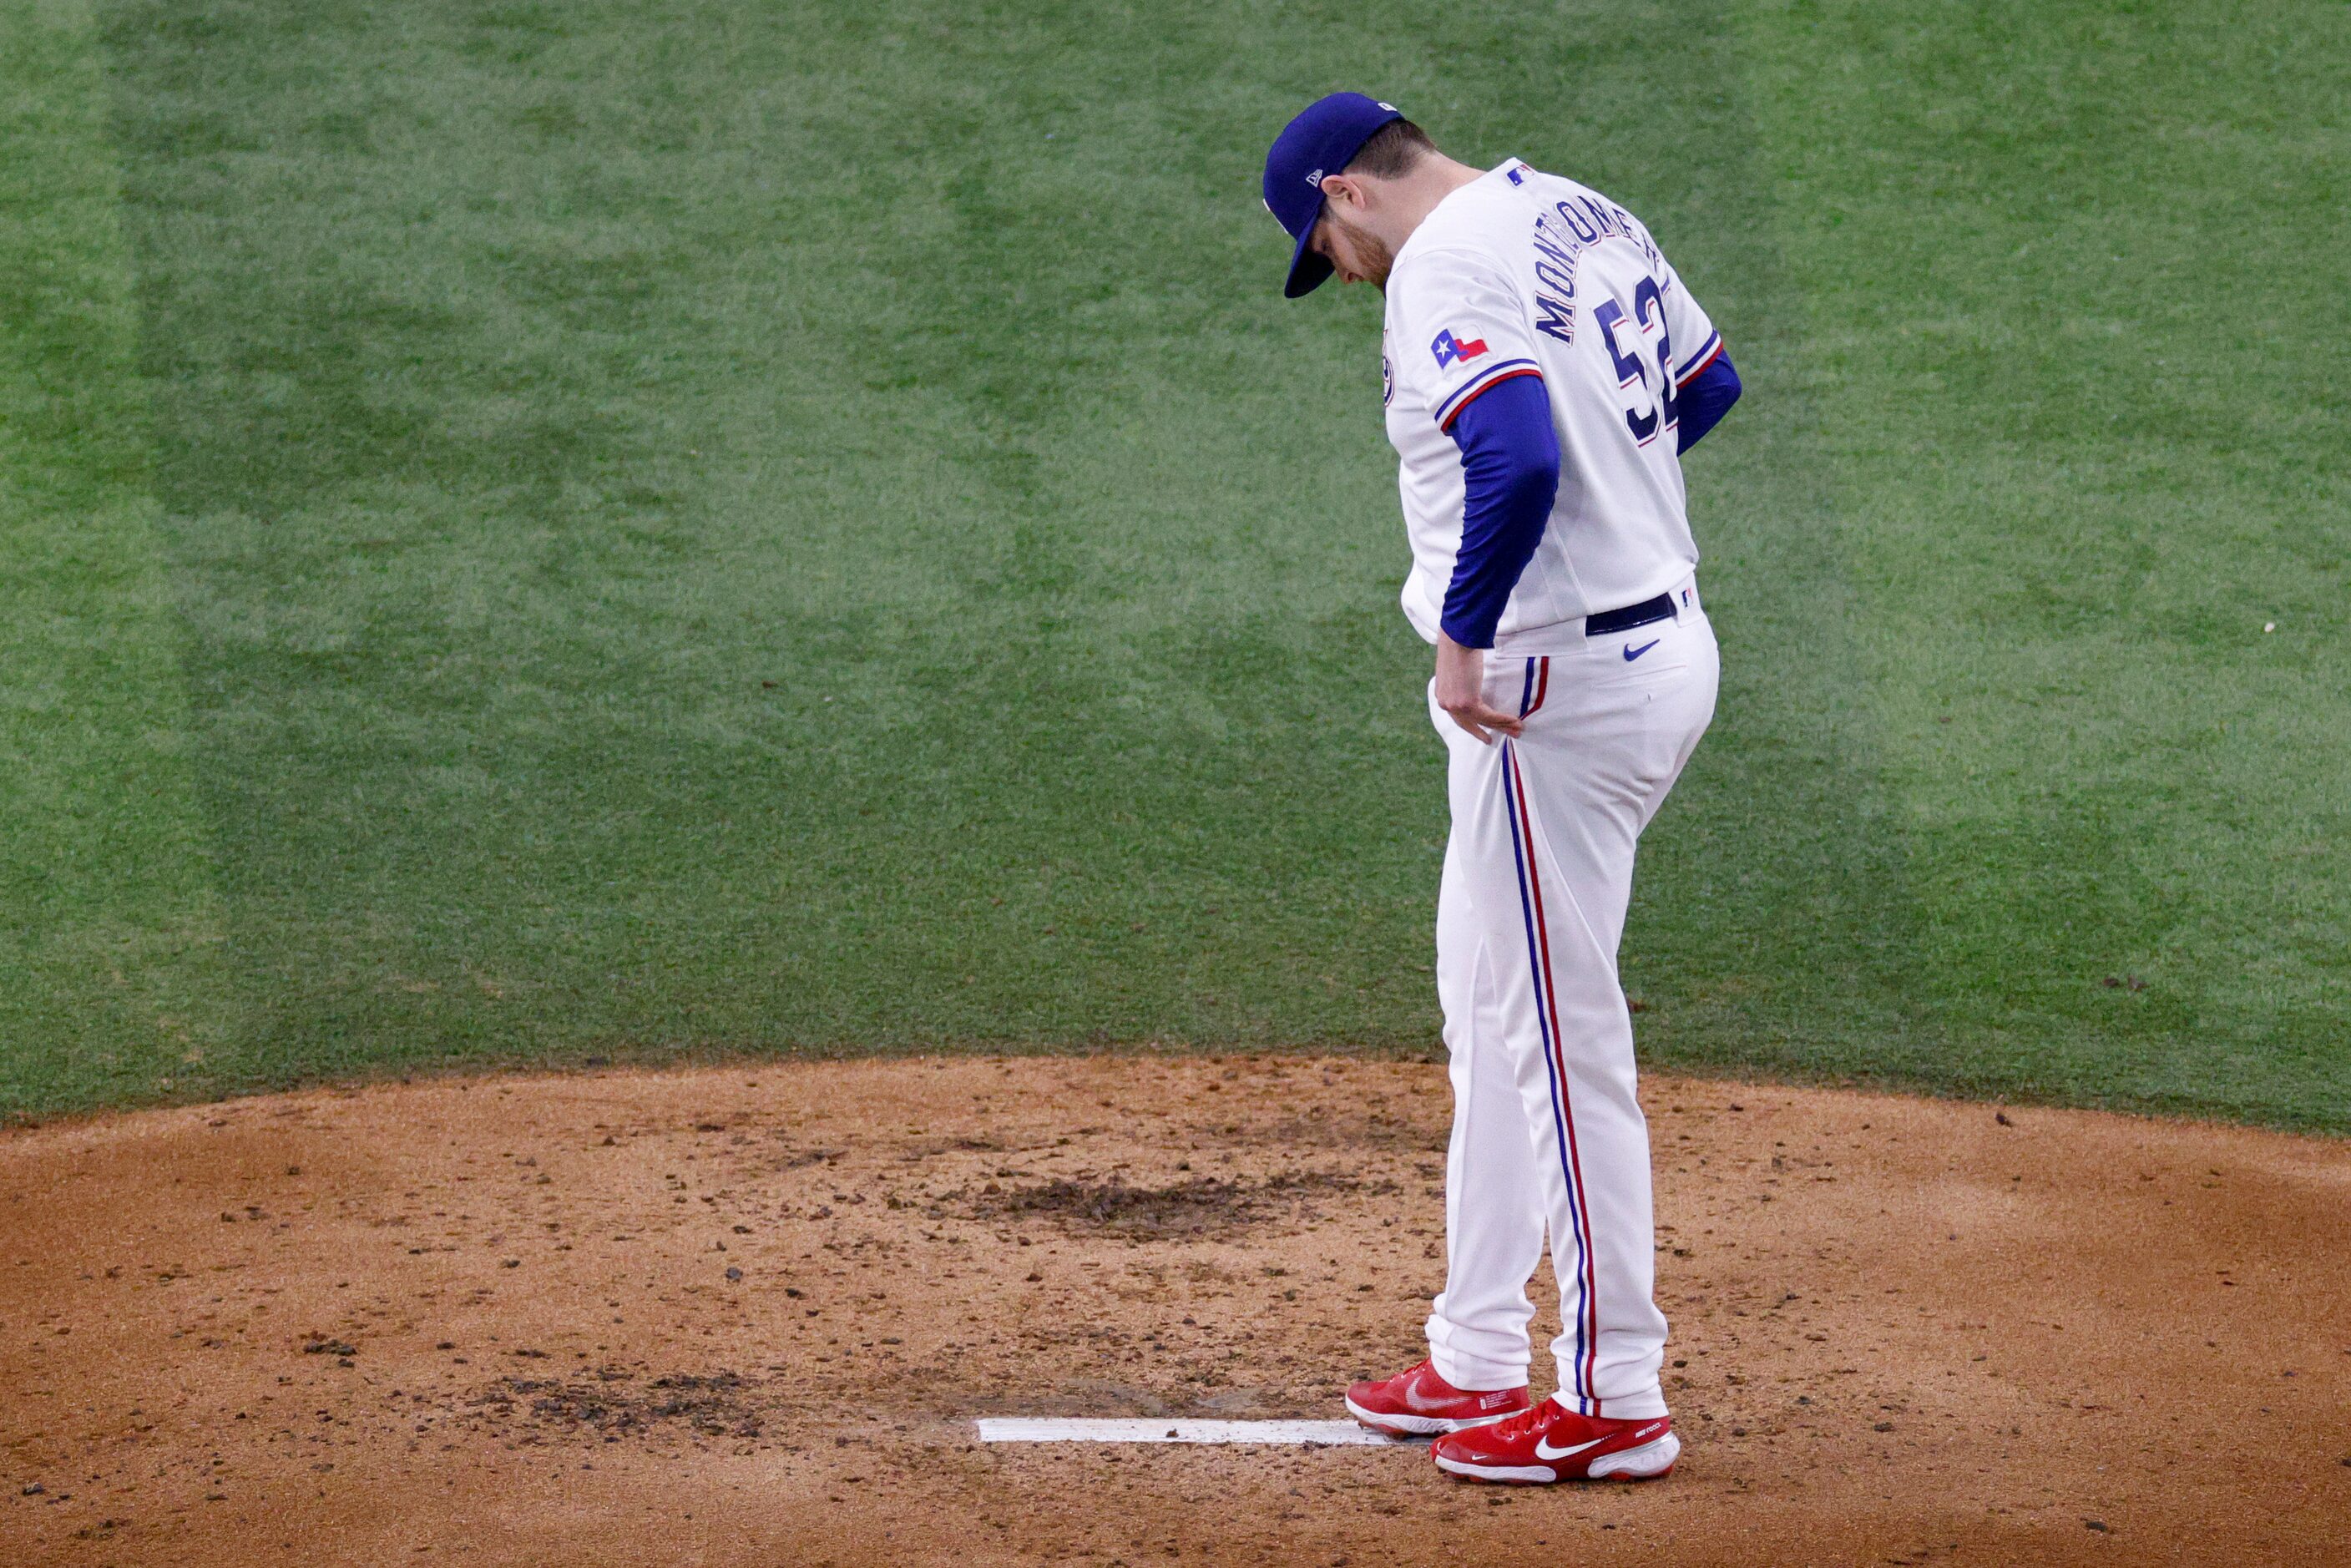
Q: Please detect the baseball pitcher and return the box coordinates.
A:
[1258,94,1742,1483]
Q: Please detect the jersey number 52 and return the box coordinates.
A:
[1592,276,1677,448]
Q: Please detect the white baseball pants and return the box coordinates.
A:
[1423,583,1717,1420]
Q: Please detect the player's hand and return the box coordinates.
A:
[1434,633,1524,745]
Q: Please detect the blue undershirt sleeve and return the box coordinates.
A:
[1675,348,1741,453]
[1438,374,1561,650]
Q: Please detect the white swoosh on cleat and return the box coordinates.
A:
[1533,1434,1607,1460]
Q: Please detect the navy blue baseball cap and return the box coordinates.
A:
[1262,92,1404,297]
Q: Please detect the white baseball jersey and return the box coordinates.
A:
[1382,159,1722,650]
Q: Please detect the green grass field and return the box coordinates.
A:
[3,0,2344,1128]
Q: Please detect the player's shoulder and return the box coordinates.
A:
[1515,163,1615,205]
[1383,244,1519,354]
[1393,187,1519,293]
[1515,166,1659,241]
[1406,163,1653,269]
[1393,237,1510,291]
[1408,165,1529,255]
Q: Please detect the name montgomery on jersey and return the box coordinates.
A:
[1526,190,1662,345]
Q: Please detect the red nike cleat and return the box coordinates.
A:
[1343,1359,1530,1438]
[1430,1397,1680,1484]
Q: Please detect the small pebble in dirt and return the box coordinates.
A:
[725,1267,744,1282]
[2085,1520,2110,1532]
[1873,1421,1893,1432]
[503,1258,521,1268]
[1731,1426,1747,1436]
[1995,1111,2012,1126]
[21,1484,42,1496]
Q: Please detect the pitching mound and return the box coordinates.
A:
[3,1058,2345,1565]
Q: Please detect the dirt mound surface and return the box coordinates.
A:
[2,1057,2344,1565]
[941,1170,1386,1236]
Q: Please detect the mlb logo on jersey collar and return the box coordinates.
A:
[1432,329,1489,369]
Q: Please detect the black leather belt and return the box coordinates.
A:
[1584,592,1676,637]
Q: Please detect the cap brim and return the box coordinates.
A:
[1282,211,1332,298]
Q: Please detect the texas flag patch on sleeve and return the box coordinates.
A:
[1430,328,1489,370]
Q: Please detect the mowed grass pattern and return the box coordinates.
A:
[0,0,235,1112]
[0,0,2341,1124]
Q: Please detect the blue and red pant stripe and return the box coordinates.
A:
[1499,657,1603,1412]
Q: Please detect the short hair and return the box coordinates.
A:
[1344,118,1437,179]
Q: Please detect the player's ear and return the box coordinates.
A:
[1317,172,1369,215]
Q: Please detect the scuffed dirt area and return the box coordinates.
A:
[1,1057,2345,1566]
